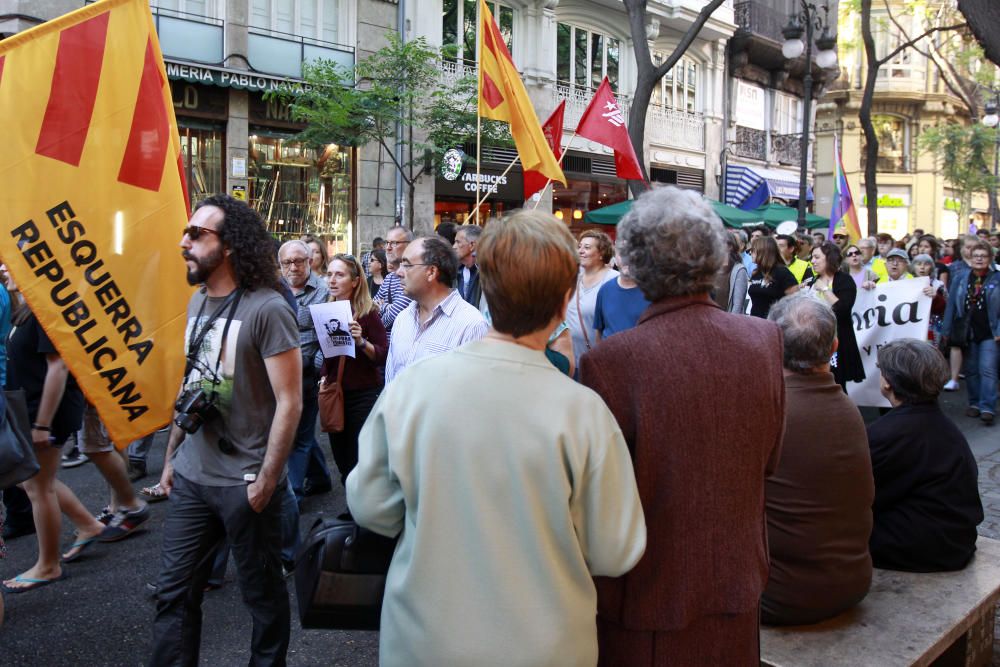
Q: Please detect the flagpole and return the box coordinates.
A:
[474,154,520,219]
[532,130,578,210]
[473,111,483,225]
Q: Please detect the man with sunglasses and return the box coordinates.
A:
[150,195,302,666]
[373,226,414,333]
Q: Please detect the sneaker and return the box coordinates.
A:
[61,447,89,468]
[95,506,115,526]
[98,504,150,542]
[127,459,147,482]
[943,379,959,391]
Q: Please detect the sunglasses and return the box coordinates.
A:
[183,225,220,241]
[846,251,861,257]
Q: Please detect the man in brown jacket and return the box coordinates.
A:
[581,186,785,665]
[762,294,874,625]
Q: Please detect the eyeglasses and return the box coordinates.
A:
[846,251,861,257]
[972,254,992,260]
[385,240,408,247]
[398,262,429,271]
[182,225,220,241]
[280,257,308,268]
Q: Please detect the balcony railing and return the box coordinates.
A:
[150,5,224,64]
[733,126,767,161]
[771,132,802,166]
[248,27,354,79]
[647,105,706,151]
[439,59,477,88]
[733,0,787,44]
[861,154,911,174]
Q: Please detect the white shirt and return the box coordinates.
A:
[384,289,488,383]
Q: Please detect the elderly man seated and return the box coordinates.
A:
[868,339,984,572]
[762,294,875,625]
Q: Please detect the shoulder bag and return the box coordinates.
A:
[294,518,398,629]
[0,389,39,488]
[318,357,347,433]
[575,276,593,352]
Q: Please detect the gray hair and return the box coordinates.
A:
[877,339,949,404]
[278,239,311,258]
[387,227,414,242]
[457,225,483,242]
[768,294,837,373]
[858,237,876,250]
[617,186,728,301]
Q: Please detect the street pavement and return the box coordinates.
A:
[0,386,998,665]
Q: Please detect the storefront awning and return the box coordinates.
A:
[725,164,814,210]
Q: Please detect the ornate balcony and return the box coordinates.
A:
[771,132,802,166]
[647,106,705,151]
[733,0,787,44]
[733,126,767,161]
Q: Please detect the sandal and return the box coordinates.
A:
[139,483,169,503]
[62,535,99,563]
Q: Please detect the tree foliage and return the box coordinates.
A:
[919,122,998,222]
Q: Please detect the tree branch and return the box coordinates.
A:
[876,22,966,67]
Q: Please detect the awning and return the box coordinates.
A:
[725,164,814,210]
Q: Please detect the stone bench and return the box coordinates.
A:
[760,536,1000,667]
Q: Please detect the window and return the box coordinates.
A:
[442,0,514,65]
[250,0,341,44]
[651,54,699,112]
[872,13,923,79]
[155,0,215,16]
[556,23,621,92]
[774,93,802,135]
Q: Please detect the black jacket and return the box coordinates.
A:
[455,263,481,308]
[867,402,983,571]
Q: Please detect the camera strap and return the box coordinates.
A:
[184,288,245,383]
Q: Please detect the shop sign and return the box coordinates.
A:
[231,185,247,201]
[944,197,962,212]
[441,149,465,181]
[165,60,307,94]
[861,194,908,208]
[734,81,766,131]
[436,165,524,200]
[249,92,304,129]
[169,81,228,119]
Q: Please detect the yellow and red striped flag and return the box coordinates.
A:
[478,0,565,187]
[0,0,192,446]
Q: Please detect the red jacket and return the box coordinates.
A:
[581,294,784,630]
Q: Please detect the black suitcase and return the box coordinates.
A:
[294,518,398,630]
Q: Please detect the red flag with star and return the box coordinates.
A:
[523,101,565,200]
[576,77,646,181]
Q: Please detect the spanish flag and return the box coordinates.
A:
[478,0,565,187]
[0,0,191,446]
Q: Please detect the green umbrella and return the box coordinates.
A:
[583,198,766,227]
[751,203,829,230]
[583,200,632,225]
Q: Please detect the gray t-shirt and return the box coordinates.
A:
[172,287,299,486]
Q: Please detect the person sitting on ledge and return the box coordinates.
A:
[868,339,984,572]
[762,294,875,626]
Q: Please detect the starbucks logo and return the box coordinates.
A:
[441,148,464,181]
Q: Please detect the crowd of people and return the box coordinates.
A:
[0,187,988,665]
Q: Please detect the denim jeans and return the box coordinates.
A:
[150,474,289,667]
[285,384,331,501]
[965,338,998,415]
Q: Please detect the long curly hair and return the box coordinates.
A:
[195,195,280,292]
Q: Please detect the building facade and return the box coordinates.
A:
[814,0,988,240]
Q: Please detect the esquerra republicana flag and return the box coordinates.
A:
[0,0,193,447]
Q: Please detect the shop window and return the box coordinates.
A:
[651,54,700,113]
[556,23,621,92]
[442,0,514,65]
[551,176,628,226]
[178,125,224,211]
[250,0,341,44]
[860,115,910,173]
[248,132,352,244]
[773,92,802,135]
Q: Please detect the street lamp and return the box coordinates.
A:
[782,3,837,228]
[982,95,999,231]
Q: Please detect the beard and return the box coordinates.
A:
[184,247,224,286]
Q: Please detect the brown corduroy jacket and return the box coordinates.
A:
[581,294,785,630]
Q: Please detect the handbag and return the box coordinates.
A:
[0,389,40,488]
[950,311,970,347]
[294,518,398,630]
[318,357,347,433]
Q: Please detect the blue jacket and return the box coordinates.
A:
[942,269,1000,339]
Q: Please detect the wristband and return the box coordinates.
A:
[32,423,51,432]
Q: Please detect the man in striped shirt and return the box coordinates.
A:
[385,236,488,382]
[374,227,413,333]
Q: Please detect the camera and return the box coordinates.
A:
[174,387,221,434]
